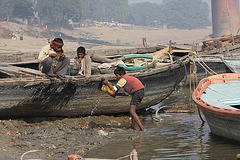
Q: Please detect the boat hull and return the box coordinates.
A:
[199,108,240,141]
[0,59,188,118]
[192,73,240,141]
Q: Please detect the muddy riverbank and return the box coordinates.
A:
[0,115,134,159]
[0,105,196,160]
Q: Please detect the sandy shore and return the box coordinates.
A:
[0,22,212,55]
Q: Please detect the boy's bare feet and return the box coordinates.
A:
[123,126,136,130]
[140,128,147,131]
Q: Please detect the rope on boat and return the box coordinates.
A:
[152,106,170,121]
[188,54,198,103]
[20,150,41,160]
[189,55,205,124]
[189,51,215,124]
[152,59,188,122]
[197,108,205,124]
[176,59,188,84]
[116,149,138,160]
[116,154,130,160]
[189,48,223,124]
[193,51,217,75]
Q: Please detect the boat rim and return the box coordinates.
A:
[192,73,240,117]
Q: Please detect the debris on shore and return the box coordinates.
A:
[0,115,131,159]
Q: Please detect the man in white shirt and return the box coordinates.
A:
[38,38,70,80]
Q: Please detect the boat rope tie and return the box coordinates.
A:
[188,51,219,124]
[193,51,217,75]
[152,106,171,121]
[188,54,205,123]
[116,149,138,160]
[176,59,188,84]
[21,150,41,160]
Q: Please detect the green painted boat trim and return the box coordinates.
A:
[118,55,153,71]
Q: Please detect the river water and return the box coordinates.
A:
[84,86,240,160]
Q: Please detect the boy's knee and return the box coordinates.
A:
[65,57,70,64]
[43,57,53,65]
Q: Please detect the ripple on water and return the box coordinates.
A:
[84,86,240,159]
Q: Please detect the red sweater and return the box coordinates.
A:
[120,75,144,95]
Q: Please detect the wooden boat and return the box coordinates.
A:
[222,57,240,74]
[0,46,191,118]
[192,73,240,141]
[187,34,240,83]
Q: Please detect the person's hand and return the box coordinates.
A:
[103,80,108,84]
[60,53,66,58]
[85,77,90,82]
[49,53,57,57]
[78,58,82,63]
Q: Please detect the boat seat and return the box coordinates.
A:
[201,81,240,110]
[219,99,240,109]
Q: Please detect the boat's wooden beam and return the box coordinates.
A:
[0,66,31,78]
[200,43,240,55]
[18,67,45,77]
[0,65,45,78]
[91,55,115,63]
[8,60,38,65]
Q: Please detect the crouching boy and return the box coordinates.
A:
[103,67,146,131]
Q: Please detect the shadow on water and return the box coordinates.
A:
[84,85,240,160]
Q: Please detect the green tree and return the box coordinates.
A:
[128,2,163,26]
[35,0,83,28]
[83,0,129,23]
[12,0,34,19]
[128,0,210,29]
[161,0,210,29]
[0,0,15,17]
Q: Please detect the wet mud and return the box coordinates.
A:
[0,115,135,160]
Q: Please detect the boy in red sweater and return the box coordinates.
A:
[103,67,146,131]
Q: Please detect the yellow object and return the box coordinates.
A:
[98,79,117,97]
[101,83,116,97]
[102,84,115,95]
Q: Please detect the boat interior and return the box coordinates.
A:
[201,81,240,110]
[0,46,191,79]
[0,61,42,79]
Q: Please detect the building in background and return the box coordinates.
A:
[211,0,240,38]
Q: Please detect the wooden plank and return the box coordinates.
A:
[18,67,45,76]
[226,43,240,50]
[0,66,27,76]
[222,59,240,73]
[8,60,38,65]
[223,57,240,60]
[0,64,44,77]
[222,60,235,73]
[200,43,240,55]
[91,55,115,63]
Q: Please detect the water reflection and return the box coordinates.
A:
[141,114,210,159]
[84,86,240,159]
